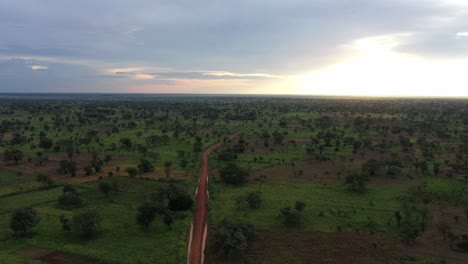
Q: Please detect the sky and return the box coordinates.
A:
[0,0,468,96]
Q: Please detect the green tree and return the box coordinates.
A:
[72,210,101,238]
[245,192,262,209]
[136,202,158,229]
[98,182,112,197]
[4,149,24,165]
[220,163,249,185]
[36,174,54,187]
[39,137,54,150]
[10,207,40,234]
[138,159,154,173]
[168,193,193,211]
[344,173,368,193]
[125,167,138,178]
[163,213,174,229]
[213,219,255,257]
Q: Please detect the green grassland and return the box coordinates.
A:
[0,177,190,264]
[210,181,406,233]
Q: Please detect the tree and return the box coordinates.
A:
[163,213,174,229]
[136,202,157,229]
[4,149,23,165]
[344,173,368,193]
[437,221,450,240]
[362,159,381,176]
[120,138,132,149]
[62,184,77,194]
[36,174,54,187]
[212,219,255,257]
[98,182,112,197]
[219,163,249,185]
[104,154,112,165]
[125,167,138,178]
[164,160,172,177]
[57,160,77,177]
[72,210,101,238]
[280,206,303,227]
[10,207,40,234]
[245,192,262,209]
[168,193,193,211]
[39,137,54,150]
[295,201,306,212]
[58,192,84,210]
[137,159,154,173]
[59,215,72,232]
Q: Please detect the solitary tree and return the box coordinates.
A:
[125,167,138,178]
[98,182,112,197]
[36,174,54,187]
[245,192,262,209]
[136,202,158,229]
[10,207,40,234]
[72,210,101,238]
[138,159,154,173]
[219,163,249,185]
[212,219,255,257]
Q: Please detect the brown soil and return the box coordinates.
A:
[398,203,468,264]
[0,153,190,184]
[13,247,101,264]
[206,230,399,264]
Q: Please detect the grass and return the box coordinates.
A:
[0,177,191,264]
[210,181,406,233]
[0,172,42,197]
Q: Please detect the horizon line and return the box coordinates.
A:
[0,92,467,100]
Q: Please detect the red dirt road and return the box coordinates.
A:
[188,132,240,264]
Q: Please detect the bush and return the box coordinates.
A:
[72,210,101,238]
[10,207,40,234]
[219,163,249,185]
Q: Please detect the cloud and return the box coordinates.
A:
[30,64,48,70]
[457,31,468,37]
[201,71,283,78]
[1,0,468,94]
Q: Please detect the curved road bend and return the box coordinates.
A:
[188,132,240,264]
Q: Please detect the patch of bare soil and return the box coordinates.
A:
[206,231,398,264]
[398,203,468,264]
[13,247,101,264]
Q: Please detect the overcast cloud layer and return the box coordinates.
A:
[0,0,467,95]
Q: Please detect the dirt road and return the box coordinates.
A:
[187,132,240,264]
